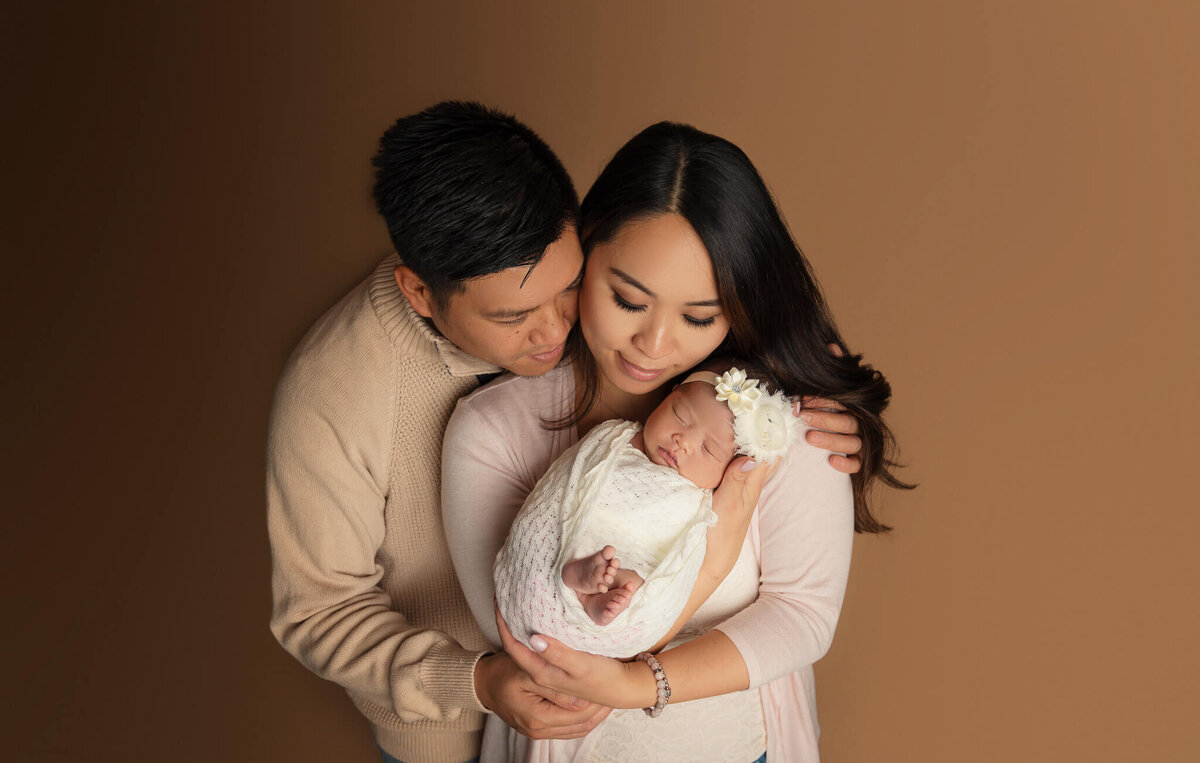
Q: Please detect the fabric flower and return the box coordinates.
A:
[714,368,762,415]
[733,389,798,462]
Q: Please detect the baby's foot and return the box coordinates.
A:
[612,568,644,594]
[582,587,634,626]
[562,545,621,594]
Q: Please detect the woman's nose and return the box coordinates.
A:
[633,316,671,360]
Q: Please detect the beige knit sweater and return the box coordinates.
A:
[267,255,500,762]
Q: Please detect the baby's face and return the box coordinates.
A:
[642,381,736,489]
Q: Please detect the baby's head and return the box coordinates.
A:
[642,360,793,489]
[642,378,737,489]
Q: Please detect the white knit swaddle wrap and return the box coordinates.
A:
[494,420,718,658]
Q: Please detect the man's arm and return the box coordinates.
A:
[266,348,482,722]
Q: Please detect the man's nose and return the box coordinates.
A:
[528,304,569,346]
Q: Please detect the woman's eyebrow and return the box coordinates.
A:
[611,267,655,296]
[610,267,720,307]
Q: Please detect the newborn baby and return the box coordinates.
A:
[493,365,796,658]
[561,377,737,626]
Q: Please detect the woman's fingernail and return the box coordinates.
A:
[800,412,813,424]
[530,635,548,653]
[740,459,758,472]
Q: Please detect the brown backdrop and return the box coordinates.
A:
[3,2,1197,761]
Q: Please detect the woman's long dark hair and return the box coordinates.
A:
[560,121,911,533]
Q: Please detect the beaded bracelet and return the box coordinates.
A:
[635,651,671,717]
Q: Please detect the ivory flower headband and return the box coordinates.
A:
[680,367,798,462]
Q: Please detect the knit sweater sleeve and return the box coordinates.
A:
[267,319,484,722]
[713,423,855,686]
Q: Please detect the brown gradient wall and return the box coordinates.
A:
[3,2,1197,761]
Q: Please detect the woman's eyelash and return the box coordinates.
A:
[613,290,718,328]
[611,291,646,313]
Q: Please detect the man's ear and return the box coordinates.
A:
[394,265,436,318]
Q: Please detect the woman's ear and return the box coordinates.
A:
[394,265,436,318]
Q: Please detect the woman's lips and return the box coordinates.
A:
[529,344,564,364]
[617,352,665,382]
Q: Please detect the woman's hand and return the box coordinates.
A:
[474,651,611,739]
[640,455,769,653]
[795,396,862,474]
[496,607,655,711]
[706,456,774,574]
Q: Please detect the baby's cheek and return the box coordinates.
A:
[706,461,729,490]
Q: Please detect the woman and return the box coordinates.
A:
[443,122,905,761]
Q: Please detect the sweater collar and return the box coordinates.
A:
[368,254,503,378]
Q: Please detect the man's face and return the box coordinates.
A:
[411,229,585,376]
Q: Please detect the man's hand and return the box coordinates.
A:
[474,651,611,740]
[797,342,864,474]
[795,396,863,474]
[495,608,646,710]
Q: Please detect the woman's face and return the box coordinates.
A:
[579,213,730,398]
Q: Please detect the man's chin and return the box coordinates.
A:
[503,345,565,376]
[504,357,560,377]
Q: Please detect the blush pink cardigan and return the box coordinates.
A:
[442,365,854,761]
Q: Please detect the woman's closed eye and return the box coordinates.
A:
[612,289,721,329]
[611,290,646,314]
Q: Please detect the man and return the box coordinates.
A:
[267,102,862,762]
[269,102,596,763]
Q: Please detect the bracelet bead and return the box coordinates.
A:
[635,651,671,717]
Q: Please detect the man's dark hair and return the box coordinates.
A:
[371,101,579,308]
